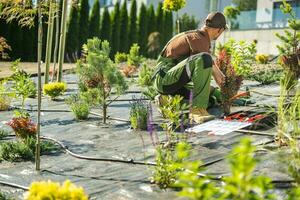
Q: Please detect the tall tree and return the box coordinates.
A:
[147,4,156,36]
[8,21,23,60]
[232,0,257,11]
[100,7,111,43]
[66,0,79,61]
[128,0,137,48]
[89,0,100,38]
[119,0,128,53]
[156,2,164,47]
[138,3,148,56]
[111,2,120,56]
[78,0,90,49]
[163,10,173,44]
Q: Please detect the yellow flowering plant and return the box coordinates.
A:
[163,0,186,12]
[43,82,67,100]
[24,180,88,200]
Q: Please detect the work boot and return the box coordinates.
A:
[189,108,215,124]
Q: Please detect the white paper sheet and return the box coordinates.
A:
[186,119,252,135]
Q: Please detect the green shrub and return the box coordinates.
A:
[43,82,67,100]
[216,39,256,77]
[0,137,57,162]
[114,52,127,63]
[66,94,90,120]
[248,64,283,85]
[142,86,158,101]
[127,43,143,67]
[129,98,148,130]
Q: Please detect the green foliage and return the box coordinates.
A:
[179,13,199,32]
[217,39,257,77]
[147,4,156,36]
[89,0,100,38]
[287,187,300,200]
[163,10,173,44]
[10,60,36,109]
[152,143,184,189]
[224,6,240,20]
[76,38,128,123]
[0,80,13,111]
[66,1,79,60]
[43,82,67,100]
[114,52,127,64]
[100,7,111,43]
[232,0,257,11]
[138,3,148,56]
[0,137,57,162]
[119,0,129,53]
[142,86,158,101]
[162,0,186,12]
[223,6,240,29]
[275,0,300,83]
[248,64,283,85]
[78,0,90,48]
[0,129,9,140]
[65,94,90,120]
[175,138,275,200]
[221,138,275,200]
[111,2,121,56]
[0,140,33,162]
[174,143,217,200]
[127,43,143,67]
[128,0,138,48]
[277,77,300,146]
[138,64,154,86]
[156,2,164,50]
[0,191,13,200]
[130,98,148,130]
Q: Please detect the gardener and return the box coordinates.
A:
[153,12,228,123]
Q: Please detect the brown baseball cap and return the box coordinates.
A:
[205,12,228,29]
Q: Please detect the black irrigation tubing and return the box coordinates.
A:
[41,136,156,166]
[0,180,28,191]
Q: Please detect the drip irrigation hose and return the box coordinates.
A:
[40,136,156,166]
[0,180,28,190]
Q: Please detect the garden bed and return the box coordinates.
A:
[0,73,292,199]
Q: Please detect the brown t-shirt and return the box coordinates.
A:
[163,30,211,59]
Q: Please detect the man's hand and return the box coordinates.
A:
[212,64,225,87]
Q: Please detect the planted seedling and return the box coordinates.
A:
[10,60,37,110]
[114,52,127,64]
[76,38,128,124]
[138,64,154,87]
[159,95,188,145]
[130,97,148,130]
[127,43,143,68]
[215,49,243,115]
[65,94,90,120]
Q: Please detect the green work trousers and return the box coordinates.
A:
[154,53,212,109]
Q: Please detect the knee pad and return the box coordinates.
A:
[201,53,213,69]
